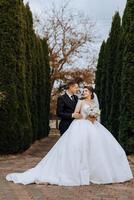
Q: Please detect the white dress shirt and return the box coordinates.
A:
[66,91,74,100]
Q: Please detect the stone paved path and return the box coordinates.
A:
[0,130,134,200]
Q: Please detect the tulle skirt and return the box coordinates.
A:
[6,119,133,186]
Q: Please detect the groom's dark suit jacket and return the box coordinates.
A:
[56,93,78,135]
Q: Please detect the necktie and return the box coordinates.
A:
[71,95,74,101]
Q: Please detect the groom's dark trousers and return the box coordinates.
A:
[56,93,78,136]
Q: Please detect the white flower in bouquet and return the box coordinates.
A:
[85,103,100,118]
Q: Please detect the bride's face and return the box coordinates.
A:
[83,88,91,99]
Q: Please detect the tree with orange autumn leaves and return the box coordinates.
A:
[34,1,97,114]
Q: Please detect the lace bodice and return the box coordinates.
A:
[80,103,91,119]
[75,100,98,119]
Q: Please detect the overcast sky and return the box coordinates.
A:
[24,0,126,40]
[23,0,126,64]
[24,0,126,18]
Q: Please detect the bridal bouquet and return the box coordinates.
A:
[85,103,100,118]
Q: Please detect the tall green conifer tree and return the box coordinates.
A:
[105,12,121,129]
[95,41,106,107]
[0,0,32,153]
[119,0,134,153]
[0,0,51,154]
[109,30,123,139]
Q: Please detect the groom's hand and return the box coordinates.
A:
[72,112,82,119]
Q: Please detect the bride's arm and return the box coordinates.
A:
[74,100,82,113]
[92,97,100,122]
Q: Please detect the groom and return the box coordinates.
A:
[57,80,81,136]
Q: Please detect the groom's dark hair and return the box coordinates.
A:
[66,79,78,89]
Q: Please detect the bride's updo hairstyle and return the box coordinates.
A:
[84,86,94,99]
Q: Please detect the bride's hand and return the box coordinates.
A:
[86,116,96,123]
[72,112,82,119]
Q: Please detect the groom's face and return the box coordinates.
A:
[69,84,79,94]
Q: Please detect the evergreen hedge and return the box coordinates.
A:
[0,0,51,154]
[95,1,134,152]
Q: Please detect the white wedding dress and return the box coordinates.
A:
[6,100,133,186]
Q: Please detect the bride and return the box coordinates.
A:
[6,86,133,186]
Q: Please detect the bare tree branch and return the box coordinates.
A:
[34,1,97,89]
